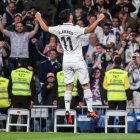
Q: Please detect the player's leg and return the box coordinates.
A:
[75,60,99,119]
[63,63,74,124]
[82,83,99,119]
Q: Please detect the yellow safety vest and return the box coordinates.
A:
[103,69,130,101]
[57,71,78,97]
[11,67,33,96]
[0,77,10,108]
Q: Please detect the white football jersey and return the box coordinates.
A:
[49,23,85,62]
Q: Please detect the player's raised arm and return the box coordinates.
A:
[35,12,49,32]
[84,14,105,34]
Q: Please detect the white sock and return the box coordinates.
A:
[64,90,72,111]
[84,89,93,112]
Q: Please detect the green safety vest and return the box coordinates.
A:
[11,67,33,96]
[57,71,78,97]
[103,69,130,101]
[0,77,10,108]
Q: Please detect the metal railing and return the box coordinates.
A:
[1,105,140,132]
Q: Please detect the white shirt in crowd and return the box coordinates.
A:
[79,33,90,47]
[94,26,103,41]
[99,33,116,46]
[125,41,140,64]
[86,44,96,58]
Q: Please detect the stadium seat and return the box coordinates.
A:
[54,109,77,133]
[105,110,128,133]
[0,113,7,132]
[31,108,48,132]
[6,108,30,132]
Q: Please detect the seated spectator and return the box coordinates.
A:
[2,2,17,27]
[76,19,90,47]
[74,7,88,26]
[93,43,106,69]
[43,35,61,55]
[6,13,29,31]
[99,23,116,49]
[122,32,140,66]
[0,17,39,70]
[90,67,106,106]
[41,72,56,106]
[110,17,124,48]
[37,49,62,83]
[83,33,98,67]
[0,41,9,67]
[81,0,94,16]
[87,14,104,41]
[125,52,140,113]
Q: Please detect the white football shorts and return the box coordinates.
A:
[63,60,89,85]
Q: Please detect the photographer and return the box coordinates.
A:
[125,52,140,113]
[22,7,37,31]
[118,32,140,66]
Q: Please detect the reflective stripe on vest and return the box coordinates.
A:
[57,71,78,97]
[11,67,33,96]
[105,69,127,101]
[0,77,10,108]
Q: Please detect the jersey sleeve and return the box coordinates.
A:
[48,26,59,36]
[75,26,85,37]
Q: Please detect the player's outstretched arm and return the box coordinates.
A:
[35,12,49,32]
[84,14,105,34]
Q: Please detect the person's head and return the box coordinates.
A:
[14,13,22,24]
[106,48,114,58]
[59,9,73,23]
[49,49,58,61]
[126,26,133,34]
[92,68,102,79]
[74,8,83,18]
[18,58,28,68]
[15,22,24,33]
[114,56,122,66]
[120,32,128,41]
[46,72,55,83]
[89,33,98,46]
[128,32,137,42]
[133,52,140,65]
[88,15,97,24]
[49,35,57,43]
[8,2,16,14]
[112,17,120,28]
[103,24,110,35]
[76,19,85,27]
[96,43,104,54]
[97,0,104,5]
[83,0,93,7]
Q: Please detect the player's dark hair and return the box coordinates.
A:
[59,9,71,23]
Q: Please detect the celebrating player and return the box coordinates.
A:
[35,9,105,124]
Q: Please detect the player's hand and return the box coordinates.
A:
[97,14,105,22]
[35,12,41,21]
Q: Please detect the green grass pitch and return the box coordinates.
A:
[0,133,140,140]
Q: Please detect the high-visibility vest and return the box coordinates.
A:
[103,69,130,101]
[57,71,78,97]
[11,67,33,96]
[0,77,10,108]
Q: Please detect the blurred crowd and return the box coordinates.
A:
[0,0,140,114]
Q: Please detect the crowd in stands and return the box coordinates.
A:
[0,0,140,117]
